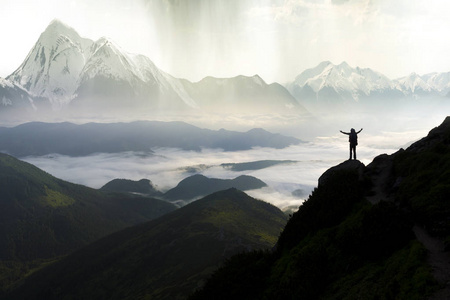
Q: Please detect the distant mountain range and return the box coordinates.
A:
[286,61,450,110]
[221,160,297,171]
[2,20,448,121]
[0,120,301,157]
[100,174,268,204]
[0,19,306,119]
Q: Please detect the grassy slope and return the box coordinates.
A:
[0,153,176,291]
[6,188,287,300]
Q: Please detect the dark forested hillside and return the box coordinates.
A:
[0,153,176,292]
[5,116,450,299]
[5,188,287,300]
[163,174,267,202]
[190,117,450,300]
[100,178,163,197]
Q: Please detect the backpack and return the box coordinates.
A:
[349,131,358,145]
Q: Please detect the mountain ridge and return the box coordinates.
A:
[0,152,176,291]
[286,61,450,110]
[5,188,288,300]
[0,19,306,118]
[163,174,267,203]
[0,120,302,157]
[189,116,450,299]
[1,19,449,121]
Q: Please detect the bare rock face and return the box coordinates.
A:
[318,159,365,187]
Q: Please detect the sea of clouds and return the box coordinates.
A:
[20,105,447,212]
[22,131,419,211]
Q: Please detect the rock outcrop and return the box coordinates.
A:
[318,159,365,187]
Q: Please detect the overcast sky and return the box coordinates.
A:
[1,0,449,83]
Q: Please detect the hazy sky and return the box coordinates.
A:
[1,0,449,83]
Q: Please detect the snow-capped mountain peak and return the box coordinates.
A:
[76,36,198,108]
[40,19,91,50]
[7,19,93,107]
[80,36,137,82]
[3,21,449,119]
[423,72,450,95]
[4,20,201,111]
[292,61,394,98]
[396,72,433,94]
[287,61,450,109]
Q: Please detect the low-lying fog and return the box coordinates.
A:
[17,104,448,212]
[22,126,430,211]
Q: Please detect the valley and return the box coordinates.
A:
[0,13,449,300]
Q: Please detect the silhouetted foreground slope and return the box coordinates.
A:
[5,188,287,300]
[0,153,176,291]
[190,117,450,300]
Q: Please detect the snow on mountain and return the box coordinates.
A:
[2,19,300,115]
[397,72,450,96]
[424,72,450,94]
[80,37,134,83]
[287,61,400,103]
[395,72,434,96]
[0,77,36,111]
[76,37,198,109]
[2,20,449,118]
[4,19,196,112]
[7,20,93,107]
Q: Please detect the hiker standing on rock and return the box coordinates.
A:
[340,128,363,160]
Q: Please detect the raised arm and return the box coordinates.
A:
[356,128,363,134]
[340,130,349,135]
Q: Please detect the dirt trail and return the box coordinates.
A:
[413,226,450,300]
[366,158,450,299]
[366,155,394,204]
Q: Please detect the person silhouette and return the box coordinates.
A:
[340,128,363,160]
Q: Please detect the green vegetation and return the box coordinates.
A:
[392,124,450,242]
[100,178,162,197]
[41,185,76,207]
[5,188,287,300]
[4,117,450,299]
[0,153,176,293]
[190,165,437,300]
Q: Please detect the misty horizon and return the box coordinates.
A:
[1,1,449,83]
[1,18,449,85]
[1,0,449,212]
[20,122,433,211]
[2,2,450,299]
